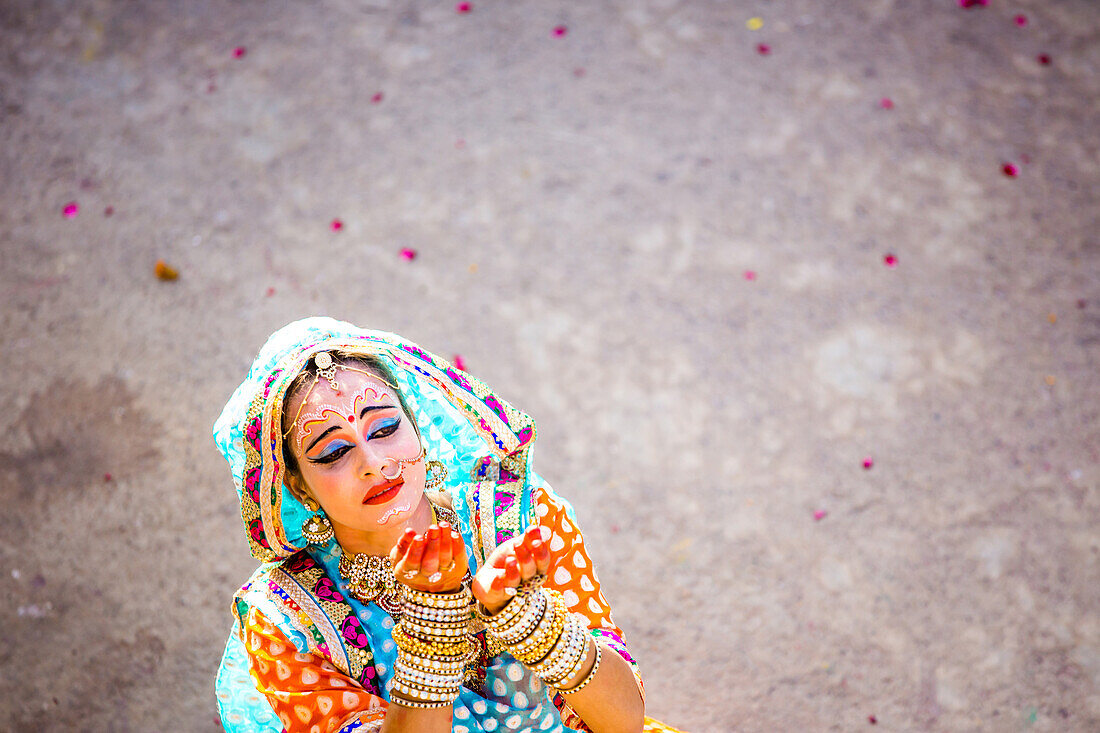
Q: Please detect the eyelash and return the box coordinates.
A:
[311,418,401,465]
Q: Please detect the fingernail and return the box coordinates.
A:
[413,534,423,542]
[451,531,460,539]
[531,540,542,550]
[438,521,450,529]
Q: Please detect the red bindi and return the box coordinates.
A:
[348,414,355,423]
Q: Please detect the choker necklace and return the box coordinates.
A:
[337,500,461,618]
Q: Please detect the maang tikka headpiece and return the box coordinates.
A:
[282,350,401,443]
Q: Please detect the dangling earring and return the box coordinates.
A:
[301,498,334,544]
[424,460,448,491]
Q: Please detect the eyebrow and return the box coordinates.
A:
[304,404,398,454]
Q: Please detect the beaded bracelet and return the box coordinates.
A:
[404,585,472,610]
[391,626,471,658]
[512,594,568,662]
[494,590,548,645]
[388,680,459,706]
[558,641,602,695]
[400,620,471,640]
[532,619,586,683]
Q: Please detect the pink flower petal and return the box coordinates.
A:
[879,97,894,110]
[1014,14,1028,27]
[957,0,988,7]
[265,287,276,297]
[455,138,466,149]
[868,714,878,725]
[62,202,79,218]
[232,46,247,58]
[743,270,757,281]
[552,25,568,37]
[455,2,472,12]
[1037,53,1052,66]
[1002,162,1019,177]
[103,206,114,217]
[330,218,344,231]
[862,456,874,470]
[399,248,417,261]
[453,354,466,371]
[883,254,898,268]
[813,509,828,521]
[371,92,384,104]
[573,67,586,78]
[756,42,771,55]
[103,472,112,482]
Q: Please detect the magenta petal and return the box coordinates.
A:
[62,201,79,218]
[330,218,344,231]
[813,510,828,521]
[1014,14,1028,27]
[756,42,771,55]
[1002,163,1019,177]
[1037,53,1052,66]
[743,270,757,281]
[879,97,894,110]
[455,2,472,12]
[371,92,384,103]
[453,354,466,371]
[233,46,247,58]
[862,456,874,470]
[399,248,417,261]
[883,254,898,268]
[552,25,567,37]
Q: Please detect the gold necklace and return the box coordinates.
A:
[337,500,461,617]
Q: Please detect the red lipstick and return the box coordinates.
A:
[363,478,403,505]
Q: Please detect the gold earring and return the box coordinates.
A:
[424,460,448,491]
[301,498,334,544]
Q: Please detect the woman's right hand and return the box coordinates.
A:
[389,521,469,593]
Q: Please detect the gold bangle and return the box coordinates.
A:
[512,594,567,663]
[403,585,472,610]
[391,626,471,658]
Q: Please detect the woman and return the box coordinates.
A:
[213,317,683,732]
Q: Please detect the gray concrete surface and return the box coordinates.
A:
[1,1,1098,731]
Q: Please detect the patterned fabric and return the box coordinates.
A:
[212,318,683,732]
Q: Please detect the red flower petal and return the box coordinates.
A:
[265,287,276,297]
[1014,14,1028,27]
[453,354,466,370]
[103,472,112,482]
[103,206,114,217]
[756,42,771,55]
[1037,53,1052,65]
[573,67,586,78]
[62,201,79,218]
[862,456,874,470]
[233,46,247,58]
[1002,163,1019,177]
[957,0,988,7]
[330,218,344,231]
[455,2,472,12]
[371,92,384,103]
[879,97,894,110]
[813,510,828,521]
[883,254,898,268]
[399,248,417,261]
[552,25,568,37]
[868,714,878,724]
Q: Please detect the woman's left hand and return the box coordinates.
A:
[471,525,553,615]
[389,521,470,593]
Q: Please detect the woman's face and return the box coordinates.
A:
[284,368,426,531]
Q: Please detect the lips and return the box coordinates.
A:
[363,479,403,505]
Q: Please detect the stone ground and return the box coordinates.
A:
[1,0,1098,731]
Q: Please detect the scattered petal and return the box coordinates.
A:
[371,92,384,104]
[62,201,79,218]
[883,253,898,268]
[330,218,344,232]
[813,510,828,521]
[573,67,586,78]
[453,354,467,371]
[265,287,276,297]
[468,263,478,273]
[154,260,179,281]
[879,97,894,110]
[233,46,247,59]
[1002,162,1019,177]
[868,715,878,725]
[455,2,472,12]
[1044,375,1056,386]
[207,82,217,93]
[756,42,771,55]
[610,524,620,534]
[746,17,764,31]
[399,248,417,261]
[455,138,466,149]
[552,25,568,37]
[957,0,988,7]
[1077,299,1087,309]
[1048,312,1057,324]
[743,270,757,281]
[103,205,114,217]
[862,456,874,470]
[103,472,112,482]
[1014,14,1028,27]
[1037,53,1052,66]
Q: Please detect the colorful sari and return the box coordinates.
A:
[213,317,683,732]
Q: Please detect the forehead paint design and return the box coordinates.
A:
[294,383,390,454]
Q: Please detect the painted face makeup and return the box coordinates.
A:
[285,370,427,539]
